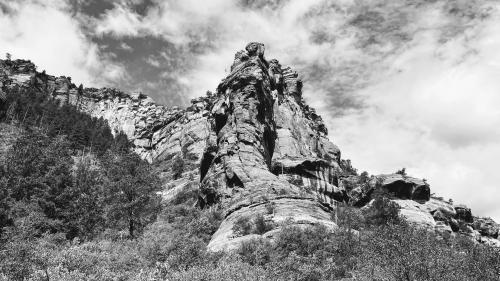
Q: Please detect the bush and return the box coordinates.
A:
[364,196,400,226]
[335,205,365,230]
[358,171,370,183]
[237,238,272,266]
[234,223,360,280]
[172,156,185,180]
[253,214,272,235]
[232,214,273,237]
[163,256,268,281]
[358,223,500,281]
[395,168,407,176]
[265,202,275,215]
[233,216,252,236]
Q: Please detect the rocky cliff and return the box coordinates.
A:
[1,43,498,250]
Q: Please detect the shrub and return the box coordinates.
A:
[237,238,272,266]
[273,224,336,258]
[335,205,365,230]
[265,202,276,215]
[395,168,407,176]
[358,171,370,183]
[253,214,272,235]
[232,216,252,236]
[172,156,185,180]
[364,196,400,226]
[234,224,360,280]
[358,223,500,281]
[340,159,357,176]
[163,256,268,281]
[169,186,199,206]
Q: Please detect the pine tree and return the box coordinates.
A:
[2,132,74,236]
[67,158,105,239]
[77,84,84,95]
[102,152,161,238]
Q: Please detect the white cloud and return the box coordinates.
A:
[0,0,126,86]
[145,56,161,67]
[94,4,142,38]
[330,8,500,221]
[120,42,133,52]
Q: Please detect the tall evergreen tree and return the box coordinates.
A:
[1,132,74,236]
[103,152,161,237]
[66,157,105,239]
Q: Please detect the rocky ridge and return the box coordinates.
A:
[0,44,498,250]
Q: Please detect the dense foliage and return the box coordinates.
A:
[0,86,164,279]
[0,86,128,155]
[1,183,499,280]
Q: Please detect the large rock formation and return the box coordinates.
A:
[197,42,338,250]
[1,43,499,249]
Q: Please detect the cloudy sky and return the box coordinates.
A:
[1,0,500,221]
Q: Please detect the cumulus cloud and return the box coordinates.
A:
[94,3,143,37]
[0,0,127,86]
[331,7,500,220]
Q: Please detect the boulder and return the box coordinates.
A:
[435,221,453,238]
[393,200,436,229]
[432,209,448,222]
[455,204,473,223]
[449,218,460,232]
[473,217,499,238]
[424,198,456,217]
[377,174,430,201]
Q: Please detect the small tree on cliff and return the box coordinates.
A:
[77,84,84,95]
[396,168,407,176]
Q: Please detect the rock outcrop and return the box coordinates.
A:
[197,43,339,251]
[1,43,499,249]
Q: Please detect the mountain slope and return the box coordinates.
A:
[1,43,498,250]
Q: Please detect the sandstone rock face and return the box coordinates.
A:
[473,217,499,239]
[272,93,343,206]
[1,59,210,164]
[197,43,339,251]
[378,174,430,201]
[455,204,473,223]
[392,199,436,228]
[1,45,499,249]
[340,173,430,207]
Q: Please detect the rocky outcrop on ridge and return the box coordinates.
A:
[1,43,499,250]
[344,172,500,245]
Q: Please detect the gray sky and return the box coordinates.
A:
[1,0,500,221]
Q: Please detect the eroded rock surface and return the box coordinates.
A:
[197,43,339,251]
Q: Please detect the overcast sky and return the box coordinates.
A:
[1,0,500,221]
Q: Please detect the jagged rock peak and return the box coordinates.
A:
[197,42,345,251]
